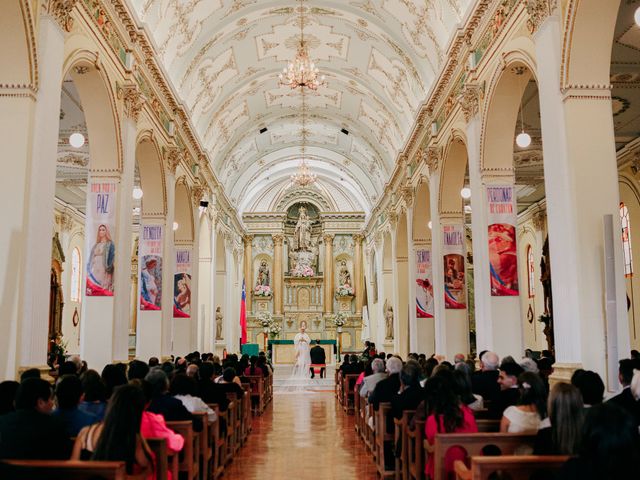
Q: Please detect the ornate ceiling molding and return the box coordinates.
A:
[525,0,558,35]
[45,0,79,32]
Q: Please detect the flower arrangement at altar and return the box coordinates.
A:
[257,311,273,328]
[268,320,282,338]
[290,264,314,277]
[332,311,348,328]
[335,285,354,297]
[253,285,272,297]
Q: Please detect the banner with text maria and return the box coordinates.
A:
[173,249,192,318]
[443,224,466,309]
[487,185,518,296]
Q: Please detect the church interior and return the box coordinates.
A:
[1,0,640,478]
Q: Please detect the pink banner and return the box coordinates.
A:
[140,225,163,311]
[443,225,466,309]
[487,185,519,296]
[416,249,434,318]
[173,250,192,318]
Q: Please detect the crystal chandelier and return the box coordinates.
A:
[291,88,317,187]
[278,0,327,91]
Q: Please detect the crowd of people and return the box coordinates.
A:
[0,351,273,477]
[341,347,640,479]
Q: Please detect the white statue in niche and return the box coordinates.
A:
[383,299,394,340]
[338,260,351,287]
[293,206,312,252]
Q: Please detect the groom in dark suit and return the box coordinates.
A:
[309,340,326,378]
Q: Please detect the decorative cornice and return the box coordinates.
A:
[190,181,209,208]
[120,83,144,122]
[164,147,183,175]
[45,0,79,32]
[525,0,558,35]
[426,146,442,175]
[458,84,482,122]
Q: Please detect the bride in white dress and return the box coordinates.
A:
[292,324,311,378]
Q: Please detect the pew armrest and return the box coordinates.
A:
[453,460,471,480]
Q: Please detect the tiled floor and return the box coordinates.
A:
[223,366,378,479]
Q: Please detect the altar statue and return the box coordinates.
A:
[384,300,394,339]
[292,323,311,378]
[256,259,270,286]
[338,260,351,287]
[215,306,223,340]
[293,206,312,252]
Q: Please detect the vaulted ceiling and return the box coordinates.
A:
[129,0,473,215]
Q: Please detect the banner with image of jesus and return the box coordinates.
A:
[443,224,466,309]
[416,249,434,318]
[85,182,117,297]
[487,185,519,296]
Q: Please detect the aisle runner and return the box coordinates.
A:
[273,365,336,394]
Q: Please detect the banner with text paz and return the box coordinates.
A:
[416,249,434,318]
[140,225,163,311]
[85,182,117,297]
[173,249,192,318]
[487,185,519,296]
[443,224,466,309]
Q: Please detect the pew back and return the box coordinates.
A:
[0,460,126,480]
[453,455,569,480]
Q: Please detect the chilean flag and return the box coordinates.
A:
[240,279,247,346]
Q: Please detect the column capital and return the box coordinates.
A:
[272,234,284,245]
[352,233,365,244]
[323,233,335,244]
[120,84,144,123]
[400,185,414,209]
[45,0,79,32]
[426,146,441,175]
[458,84,483,123]
[243,234,254,246]
[525,0,558,34]
[164,147,183,175]
[191,182,210,209]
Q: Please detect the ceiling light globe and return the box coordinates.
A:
[516,131,532,148]
[173,222,179,231]
[460,187,472,199]
[635,7,640,27]
[132,187,143,200]
[428,221,433,230]
[69,132,85,148]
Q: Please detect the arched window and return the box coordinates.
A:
[527,245,535,298]
[70,247,82,302]
[621,202,633,277]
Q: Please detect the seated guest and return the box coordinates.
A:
[338,356,349,373]
[258,352,272,375]
[148,356,160,367]
[186,364,199,378]
[53,374,99,437]
[72,384,153,477]
[197,362,230,411]
[534,382,584,455]
[607,359,640,425]
[309,340,326,379]
[19,368,41,382]
[500,371,549,433]
[216,368,245,399]
[360,358,387,399]
[127,360,149,381]
[145,368,202,432]
[355,360,372,389]
[0,378,70,459]
[216,365,242,387]
[0,381,19,415]
[369,357,403,412]
[471,351,500,406]
[571,369,604,408]
[561,403,640,480]
[391,362,423,421]
[489,361,523,419]
[244,355,263,377]
[78,370,108,420]
[101,364,127,399]
[424,375,478,479]
[452,368,483,411]
[170,374,216,422]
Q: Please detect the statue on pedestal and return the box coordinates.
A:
[338,260,351,287]
[293,206,312,252]
[215,306,223,340]
[256,260,270,287]
[383,299,394,339]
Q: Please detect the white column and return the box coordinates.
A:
[534,12,629,383]
[467,116,523,357]
[429,173,447,357]
[18,14,65,369]
[208,219,217,353]
[406,206,418,353]
[111,111,136,362]
[162,174,176,357]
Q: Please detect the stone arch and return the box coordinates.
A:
[439,135,468,215]
[136,133,167,217]
[0,0,36,93]
[274,187,334,212]
[174,178,194,243]
[413,181,431,243]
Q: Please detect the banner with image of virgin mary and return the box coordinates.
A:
[140,225,163,311]
[487,185,519,296]
[416,249,434,318]
[173,249,192,318]
[443,225,466,309]
[85,182,117,296]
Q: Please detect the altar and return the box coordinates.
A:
[268,339,336,365]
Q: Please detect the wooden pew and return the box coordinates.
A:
[0,460,126,480]
[208,403,226,479]
[406,418,425,480]
[166,420,200,480]
[192,412,213,480]
[364,401,375,456]
[146,437,180,480]
[354,388,362,435]
[342,374,359,414]
[394,409,416,480]
[453,455,569,480]
[223,398,238,462]
[427,433,537,480]
[374,402,395,479]
[475,420,500,433]
[243,374,265,414]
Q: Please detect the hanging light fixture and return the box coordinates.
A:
[460,187,471,199]
[635,7,640,27]
[515,66,532,148]
[69,132,85,148]
[291,87,317,187]
[278,0,327,91]
[132,186,143,200]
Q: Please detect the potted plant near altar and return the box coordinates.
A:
[334,284,355,299]
[267,320,282,339]
[332,312,348,333]
[290,264,315,277]
[257,311,272,329]
[253,284,272,298]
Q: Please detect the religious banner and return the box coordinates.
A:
[173,249,192,318]
[443,224,466,309]
[416,249,434,318]
[140,225,163,311]
[487,185,519,296]
[85,182,117,296]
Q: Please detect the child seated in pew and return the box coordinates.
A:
[72,384,154,478]
[423,375,478,479]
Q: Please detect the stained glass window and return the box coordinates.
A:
[621,202,633,277]
[527,245,535,298]
[70,247,82,302]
